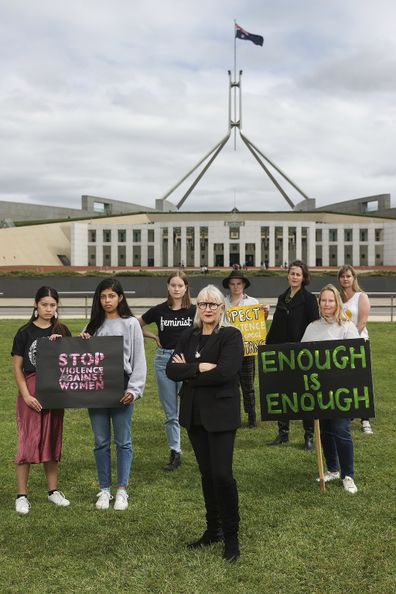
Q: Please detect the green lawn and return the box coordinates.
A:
[0,320,395,594]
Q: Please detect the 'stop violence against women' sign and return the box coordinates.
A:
[36,336,124,408]
[258,338,375,421]
[226,304,267,356]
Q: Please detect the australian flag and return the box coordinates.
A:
[235,23,264,46]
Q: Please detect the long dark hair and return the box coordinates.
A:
[30,286,69,336]
[166,270,192,308]
[86,278,133,336]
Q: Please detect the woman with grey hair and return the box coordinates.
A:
[166,285,244,562]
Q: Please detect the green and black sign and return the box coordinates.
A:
[259,339,375,421]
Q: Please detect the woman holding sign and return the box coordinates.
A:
[82,278,146,511]
[266,260,319,450]
[140,271,195,471]
[302,284,360,493]
[223,269,267,429]
[11,286,72,514]
[337,265,373,434]
[166,285,244,562]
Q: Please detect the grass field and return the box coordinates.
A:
[0,320,395,594]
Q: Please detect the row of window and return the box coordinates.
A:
[316,229,383,242]
[88,227,385,245]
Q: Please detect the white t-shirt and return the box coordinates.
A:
[342,292,369,338]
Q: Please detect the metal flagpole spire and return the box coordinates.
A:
[233,19,237,150]
[155,25,312,212]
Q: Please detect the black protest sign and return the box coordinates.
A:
[259,339,375,421]
[36,336,124,408]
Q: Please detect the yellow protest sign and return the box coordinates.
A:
[226,304,267,357]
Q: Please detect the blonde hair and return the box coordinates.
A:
[194,285,228,329]
[319,284,349,325]
[337,265,363,302]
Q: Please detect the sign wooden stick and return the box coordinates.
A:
[314,419,326,492]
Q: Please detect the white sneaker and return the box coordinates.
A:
[361,420,373,434]
[114,490,129,511]
[48,490,70,507]
[16,496,31,514]
[316,470,340,483]
[96,490,113,510]
[343,476,358,494]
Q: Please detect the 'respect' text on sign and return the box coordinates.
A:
[258,339,375,421]
[36,336,124,408]
[226,304,267,356]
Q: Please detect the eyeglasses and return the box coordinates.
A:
[197,302,222,311]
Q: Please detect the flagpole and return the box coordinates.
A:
[233,19,237,150]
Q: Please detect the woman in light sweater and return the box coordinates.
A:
[82,278,146,511]
[302,284,360,494]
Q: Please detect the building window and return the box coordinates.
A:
[133,230,141,242]
[88,230,96,242]
[148,229,155,242]
[315,229,322,242]
[375,228,383,242]
[118,229,126,242]
[344,229,352,242]
[229,226,240,240]
[103,230,111,243]
[360,229,368,242]
[329,229,337,242]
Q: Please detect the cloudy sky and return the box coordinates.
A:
[1,0,395,213]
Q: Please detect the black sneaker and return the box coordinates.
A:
[163,449,181,471]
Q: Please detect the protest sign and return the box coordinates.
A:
[36,336,124,408]
[259,339,374,421]
[226,304,267,356]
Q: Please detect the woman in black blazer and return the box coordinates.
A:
[266,260,319,450]
[166,285,244,562]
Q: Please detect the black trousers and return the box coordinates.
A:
[188,425,239,537]
[239,356,256,414]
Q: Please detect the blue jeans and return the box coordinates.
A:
[154,348,181,453]
[88,404,134,488]
[320,417,354,479]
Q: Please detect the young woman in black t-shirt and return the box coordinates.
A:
[11,286,71,514]
[140,271,195,471]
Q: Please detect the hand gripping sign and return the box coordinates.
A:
[36,336,124,408]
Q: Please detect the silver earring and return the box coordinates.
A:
[53,311,58,319]
[34,309,38,318]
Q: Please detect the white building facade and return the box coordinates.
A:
[70,211,396,268]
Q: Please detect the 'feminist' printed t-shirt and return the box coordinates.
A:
[142,302,196,349]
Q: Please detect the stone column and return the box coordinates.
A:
[269,224,275,267]
[140,228,148,267]
[322,228,329,267]
[282,225,289,266]
[168,226,174,268]
[368,226,375,266]
[180,225,187,267]
[296,226,302,260]
[194,226,200,268]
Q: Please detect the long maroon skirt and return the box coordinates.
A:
[16,373,64,464]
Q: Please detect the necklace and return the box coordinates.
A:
[194,334,210,359]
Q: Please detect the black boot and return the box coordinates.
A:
[187,476,222,549]
[267,431,288,446]
[223,534,240,562]
[187,530,223,549]
[163,449,181,471]
[219,479,240,562]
